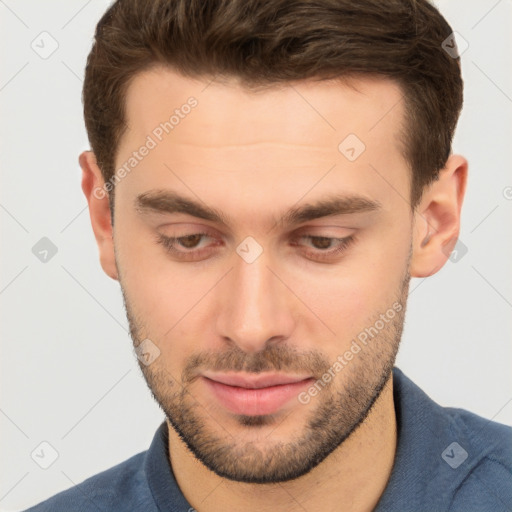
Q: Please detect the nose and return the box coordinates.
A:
[215,245,295,353]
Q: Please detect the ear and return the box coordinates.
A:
[410,154,468,277]
[79,151,119,281]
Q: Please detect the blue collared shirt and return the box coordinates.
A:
[24,367,512,511]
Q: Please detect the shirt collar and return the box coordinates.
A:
[375,366,472,511]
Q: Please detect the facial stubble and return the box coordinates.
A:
[120,258,410,484]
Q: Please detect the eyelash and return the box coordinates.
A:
[156,231,356,262]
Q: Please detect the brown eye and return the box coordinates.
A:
[307,236,334,250]
[291,234,356,262]
[177,234,204,249]
[156,231,218,261]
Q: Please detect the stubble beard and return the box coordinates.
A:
[121,264,410,483]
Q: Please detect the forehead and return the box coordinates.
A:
[116,67,410,223]
[121,67,406,151]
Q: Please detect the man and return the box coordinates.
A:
[25,0,511,510]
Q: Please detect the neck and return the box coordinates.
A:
[167,373,396,512]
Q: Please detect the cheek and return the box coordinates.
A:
[297,226,410,339]
[123,260,203,338]
[116,228,227,370]
[114,216,201,339]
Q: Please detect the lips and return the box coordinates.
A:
[201,372,314,416]
[202,372,312,389]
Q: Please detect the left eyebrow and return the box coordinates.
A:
[278,194,382,227]
[135,189,382,228]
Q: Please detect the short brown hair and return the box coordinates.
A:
[83,0,463,215]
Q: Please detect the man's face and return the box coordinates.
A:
[113,68,413,483]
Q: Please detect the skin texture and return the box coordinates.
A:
[80,67,467,512]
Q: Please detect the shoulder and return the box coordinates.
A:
[22,451,156,512]
[390,367,512,511]
[443,405,512,511]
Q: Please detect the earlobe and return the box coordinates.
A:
[79,151,119,281]
[409,154,468,278]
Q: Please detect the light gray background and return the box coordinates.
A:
[1,1,511,510]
